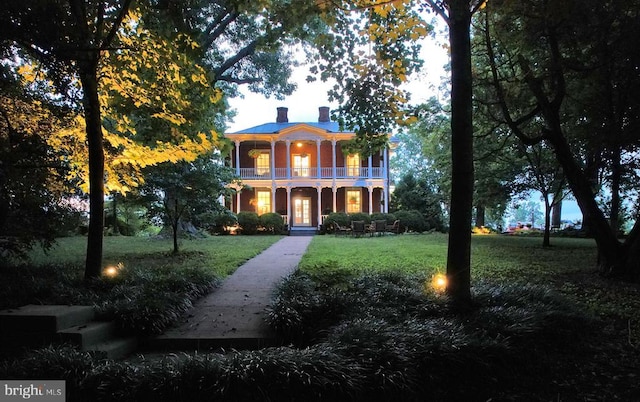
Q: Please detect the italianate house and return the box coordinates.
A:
[225,107,395,233]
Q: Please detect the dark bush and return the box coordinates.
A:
[370,212,396,224]
[259,212,285,234]
[237,211,259,235]
[324,212,350,228]
[347,212,371,224]
[393,210,428,233]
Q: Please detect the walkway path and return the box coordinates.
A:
[148,236,313,351]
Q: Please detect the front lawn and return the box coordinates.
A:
[2,234,639,401]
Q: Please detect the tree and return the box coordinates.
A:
[515,142,568,247]
[0,76,78,258]
[390,172,445,231]
[0,0,135,279]
[142,153,236,254]
[478,0,640,280]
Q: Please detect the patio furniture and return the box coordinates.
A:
[351,220,367,237]
[386,220,401,234]
[332,222,352,236]
[372,220,387,236]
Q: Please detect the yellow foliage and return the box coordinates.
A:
[12,7,223,196]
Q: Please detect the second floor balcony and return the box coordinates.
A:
[238,166,385,180]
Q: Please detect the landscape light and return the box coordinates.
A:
[103,262,124,278]
[431,273,448,293]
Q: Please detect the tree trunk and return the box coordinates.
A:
[542,195,551,247]
[475,203,485,228]
[551,201,562,229]
[173,197,180,254]
[79,62,105,280]
[609,147,621,235]
[445,0,473,305]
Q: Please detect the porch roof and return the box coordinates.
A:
[228,121,346,135]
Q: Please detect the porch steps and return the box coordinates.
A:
[0,304,137,359]
[289,227,317,236]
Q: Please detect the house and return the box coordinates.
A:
[224,106,395,233]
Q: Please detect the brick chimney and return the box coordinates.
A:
[318,106,330,122]
[276,107,288,123]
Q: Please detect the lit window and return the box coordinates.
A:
[293,154,310,177]
[255,152,270,175]
[256,190,271,215]
[346,154,360,176]
[346,189,361,213]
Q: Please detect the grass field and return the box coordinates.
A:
[26,235,284,277]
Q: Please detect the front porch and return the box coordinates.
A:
[229,185,387,230]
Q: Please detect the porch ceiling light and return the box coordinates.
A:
[296,142,303,147]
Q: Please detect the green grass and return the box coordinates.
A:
[27,235,284,277]
[301,233,597,280]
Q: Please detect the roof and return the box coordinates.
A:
[229,121,348,135]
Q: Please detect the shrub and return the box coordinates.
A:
[260,212,285,234]
[347,212,371,224]
[208,211,238,235]
[237,211,259,235]
[370,212,396,224]
[393,210,427,233]
[323,212,350,228]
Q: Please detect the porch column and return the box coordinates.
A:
[381,149,386,180]
[286,187,292,227]
[331,139,337,178]
[270,140,276,179]
[286,140,291,179]
[368,186,373,214]
[236,189,241,213]
[383,189,389,213]
[368,155,372,179]
[317,186,322,228]
[332,186,337,212]
[316,139,322,178]
[234,140,240,176]
[271,185,277,213]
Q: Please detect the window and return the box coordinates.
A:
[346,189,361,213]
[293,154,310,177]
[346,154,360,176]
[256,190,271,215]
[255,152,270,175]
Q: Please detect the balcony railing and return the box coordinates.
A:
[238,167,384,179]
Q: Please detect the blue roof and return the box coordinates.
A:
[229,121,347,134]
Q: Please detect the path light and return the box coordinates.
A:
[103,262,124,278]
[431,273,448,293]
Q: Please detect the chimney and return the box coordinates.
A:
[276,107,288,123]
[318,106,330,122]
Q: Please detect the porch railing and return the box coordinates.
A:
[238,167,384,179]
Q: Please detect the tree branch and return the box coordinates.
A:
[424,0,449,24]
[202,11,239,50]
[214,39,259,78]
[102,0,134,50]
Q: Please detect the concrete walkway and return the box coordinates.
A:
[148,236,313,351]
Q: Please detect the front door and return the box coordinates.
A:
[293,197,311,226]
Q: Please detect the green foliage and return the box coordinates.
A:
[393,210,427,232]
[259,212,285,234]
[390,173,444,231]
[347,212,371,224]
[323,212,350,228]
[369,212,396,224]
[198,210,237,235]
[268,269,595,401]
[237,211,260,235]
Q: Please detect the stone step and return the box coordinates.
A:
[88,337,138,360]
[58,321,117,349]
[0,305,95,334]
